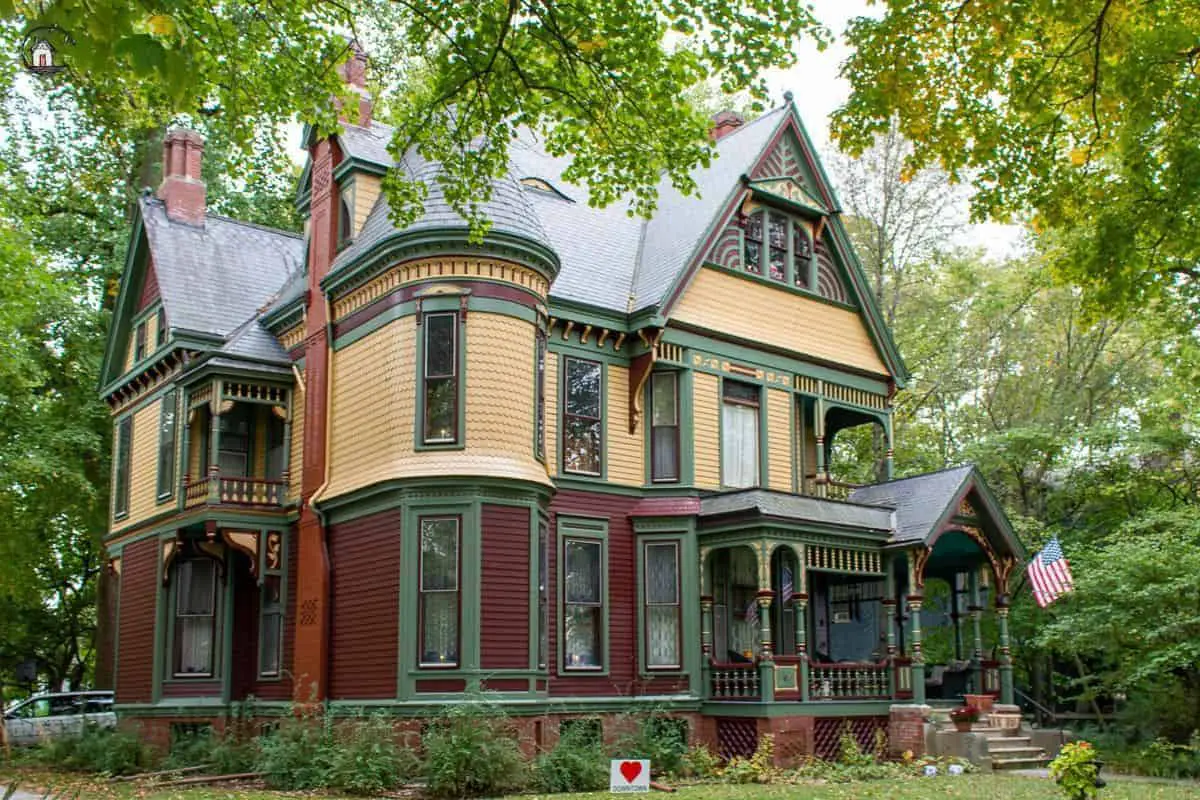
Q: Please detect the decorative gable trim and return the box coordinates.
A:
[99,210,149,392]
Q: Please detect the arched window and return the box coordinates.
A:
[742,209,816,288]
[337,192,352,246]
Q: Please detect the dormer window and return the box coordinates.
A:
[742,209,815,289]
[336,187,353,247]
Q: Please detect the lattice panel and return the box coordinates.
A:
[812,716,889,761]
[716,718,759,761]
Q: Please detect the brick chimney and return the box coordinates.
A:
[336,40,373,127]
[710,110,745,141]
[157,129,206,225]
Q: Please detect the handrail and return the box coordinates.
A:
[1016,686,1060,726]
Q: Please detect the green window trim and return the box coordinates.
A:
[155,307,168,347]
[113,416,133,520]
[742,208,817,291]
[168,557,221,680]
[336,182,355,250]
[648,371,681,483]
[561,356,605,478]
[418,515,462,669]
[414,307,467,451]
[534,327,547,463]
[642,540,682,671]
[257,530,287,680]
[134,320,147,362]
[156,390,178,502]
[557,517,609,675]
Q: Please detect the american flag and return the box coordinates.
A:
[1027,537,1074,608]
[781,566,794,605]
[744,598,759,626]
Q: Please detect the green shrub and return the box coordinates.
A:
[613,712,690,777]
[1049,740,1100,800]
[535,718,608,792]
[35,724,153,776]
[254,707,334,790]
[423,703,528,798]
[721,735,777,784]
[678,744,722,779]
[1104,733,1200,779]
[325,714,420,796]
[163,727,256,774]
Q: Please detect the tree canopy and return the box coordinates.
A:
[833,0,1200,319]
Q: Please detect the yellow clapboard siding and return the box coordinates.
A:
[289,376,305,503]
[122,400,162,528]
[353,175,381,236]
[673,267,889,376]
[767,388,793,493]
[324,312,550,501]
[605,364,644,486]
[545,351,558,476]
[693,372,721,489]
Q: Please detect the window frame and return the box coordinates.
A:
[155,307,167,347]
[561,356,604,477]
[720,378,762,489]
[739,208,817,291]
[416,310,464,449]
[649,371,680,483]
[336,184,355,248]
[558,518,608,674]
[134,320,147,362]
[536,516,549,671]
[257,531,287,679]
[156,390,178,502]
[113,415,132,520]
[171,557,219,679]
[417,515,462,669]
[642,541,683,671]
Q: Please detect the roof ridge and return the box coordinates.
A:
[858,463,975,488]
[141,196,304,240]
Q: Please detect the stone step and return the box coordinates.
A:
[987,736,1033,746]
[993,755,1051,771]
[989,745,1045,758]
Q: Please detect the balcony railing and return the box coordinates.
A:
[710,662,760,700]
[182,474,285,508]
[804,474,865,501]
[808,661,891,700]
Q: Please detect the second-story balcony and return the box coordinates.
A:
[183,472,287,509]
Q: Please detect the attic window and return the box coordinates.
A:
[156,308,167,347]
[337,188,353,246]
[521,177,556,193]
[743,210,814,289]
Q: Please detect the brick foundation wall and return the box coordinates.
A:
[888,704,931,758]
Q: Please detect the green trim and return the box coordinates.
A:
[112,414,133,522]
[556,516,610,677]
[333,295,536,351]
[414,306,467,452]
[99,212,147,391]
[107,507,294,546]
[556,355,608,481]
[700,700,895,718]
[317,477,550,527]
[533,326,547,464]
[703,259,856,313]
[332,155,389,182]
[635,528,700,697]
[545,299,631,332]
[547,337,632,366]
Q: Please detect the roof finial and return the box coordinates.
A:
[783,90,794,104]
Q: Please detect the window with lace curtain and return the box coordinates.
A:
[721,380,760,488]
[563,357,603,475]
[563,537,604,670]
[644,542,681,669]
[650,372,679,482]
[174,559,217,677]
[419,517,460,667]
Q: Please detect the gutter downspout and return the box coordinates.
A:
[306,292,336,526]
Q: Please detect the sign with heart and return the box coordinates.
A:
[609,759,650,793]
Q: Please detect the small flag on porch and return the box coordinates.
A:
[781,566,794,604]
[744,598,758,626]
[1027,536,1074,608]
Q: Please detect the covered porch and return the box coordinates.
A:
[696,466,1025,711]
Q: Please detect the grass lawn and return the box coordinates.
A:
[4,771,1199,800]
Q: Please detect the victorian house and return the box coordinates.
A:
[99,51,1026,759]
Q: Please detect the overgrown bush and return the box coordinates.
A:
[163,727,256,774]
[1104,733,1200,780]
[721,734,777,784]
[423,703,528,798]
[613,712,690,777]
[535,717,608,792]
[678,744,722,779]
[34,724,154,776]
[254,706,335,790]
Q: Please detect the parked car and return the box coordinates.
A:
[3,691,116,746]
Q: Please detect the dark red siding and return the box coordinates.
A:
[162,680,221,698]
[548,490,639,697]
[115,537,158,704]
[137,259,160,312]
[480,504,531,670]
[329,509,401,699]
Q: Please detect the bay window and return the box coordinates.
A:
[174,559,217,677]
[563,538,604,669]
[721,380,760,488]
[563,357,602,475]
[419,517,460,667]
[650,372,680,482]
[644,542,681,669]
[422,312,459,445]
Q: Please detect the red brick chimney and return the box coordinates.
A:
[710,110,745,141]
[157,129,206,225]
[336,40,373,127]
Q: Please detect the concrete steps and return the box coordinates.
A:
[981,730,1050,770]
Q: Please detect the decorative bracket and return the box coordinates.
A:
[221,529,261,578]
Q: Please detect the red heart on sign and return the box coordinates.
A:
[619,761,643,783]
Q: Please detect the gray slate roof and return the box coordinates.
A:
[849,465,974,544]
[699,489,894,534]
[339,121,394,168]
[141,197,305,339]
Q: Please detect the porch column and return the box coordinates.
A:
[883,553,899,696]
[907,596,926,705]
[951,572,965,661]
[178,401,191,508]
[700,596,714,698]
[968,569,984,693]
[756,592,775,702]
[997,599,1014,705]
[794,594,809,701]
[884,414,895,481]
[814,396,827,496]
[207,400,222,503]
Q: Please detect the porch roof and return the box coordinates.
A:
[699,489,894,534]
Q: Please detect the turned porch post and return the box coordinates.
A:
[997,598,1014,705]
[951,571,965,661]
[883,553,898,696]
[207,393,222,503]
[906,548,927,704]
[968,568,984,693]
[795,594,809,702]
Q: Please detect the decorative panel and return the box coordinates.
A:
[805,545,883,575]
[815,240,849,305]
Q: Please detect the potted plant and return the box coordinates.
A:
[949,705,980,732]
[962,692,994,713]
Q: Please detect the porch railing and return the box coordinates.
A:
[804,474,865,501]
[808,661,891,700]
[710,662,760,700]
[894,657,913,699]
[182,475,285,508]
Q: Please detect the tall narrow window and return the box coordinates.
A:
[337,190,353,246]
[259,573,283,677]
[265,414,286,480]
[113,417,132,518]
[156,390,177,500]
[537,519,549,670]
[174,559,217,676]
[721,381,760,488]
[767,212,787,281]
[419,517,460,667]
[650,372,679,482]
[217,405,252,477]
[535,329,547,461]
[134,321,147,361]
[793,226,813,288]
[743,212,763,274]
[563,538,603,669]
[563,357,602,475]
[156,307,167,347]
[423,312,459,445]
[644,542,681,669]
